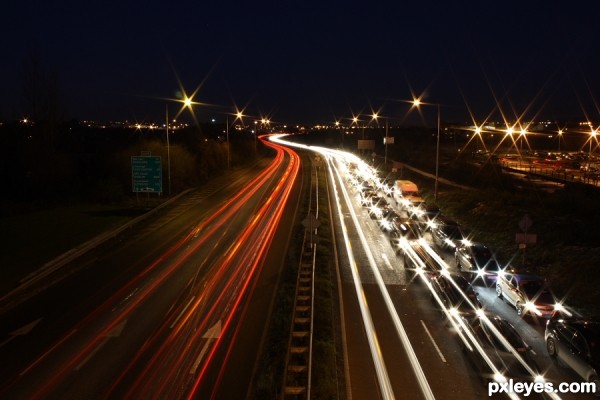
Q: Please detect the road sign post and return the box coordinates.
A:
[516,214,536,267]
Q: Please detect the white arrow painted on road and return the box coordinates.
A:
[76,319,128,371]
[190,320,222,375]
[0,318,43,349]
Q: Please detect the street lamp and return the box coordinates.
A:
[474,126,483,152]
[371,112,393,168]
[588,128,597,174]
[557,129,563,152]
[165,105,171,196]
[412,99,441,201]
[519,128,527,153]
[253,120,258,152]
[226,116,230,169]
[165,93,197,196]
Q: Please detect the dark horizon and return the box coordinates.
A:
[2,1,600,125]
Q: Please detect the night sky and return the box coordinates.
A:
[2,0,599,125]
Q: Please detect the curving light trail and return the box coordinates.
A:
[8,135,300,400]
[272,134,562,400]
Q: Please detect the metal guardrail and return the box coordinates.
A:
[282,161,320,399]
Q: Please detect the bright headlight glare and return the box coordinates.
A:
[494,373,507,384]
[525,302,542,315]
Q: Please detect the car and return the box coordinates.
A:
[381,179,395,197]
[496,272,557,318]
[367,195,388,218]
[389,218,421,254]
[429,217,465,250]
[359,189,376,206]
[455,241,501,279]
[410,203,441,231]
[358,183,375,195]
[378,209,399,233]
[428,271,481,314]
[545,316,600,393]
[457,312,539,384]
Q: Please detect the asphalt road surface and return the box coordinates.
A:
[0,139,302,399]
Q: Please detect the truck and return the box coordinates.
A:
[395,180,419,197]
[394,180,425,209]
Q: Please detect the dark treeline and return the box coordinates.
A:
[0,120,263,212]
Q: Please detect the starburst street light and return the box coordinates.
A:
[474,126,484,152]
[557,129,563,152]
[588,127,598,174]
[411,98,441,201]
[368,111,394,168]
[519,128,527,152]
[224,108,247,169]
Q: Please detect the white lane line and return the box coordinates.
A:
[381,253,393,270]
[170,296,196,329]
[420,320,447,363]
[20,329,78,376]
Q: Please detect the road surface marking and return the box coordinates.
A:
[170,296,196,329]
[20,329,78,376]
[0,318,42,349]
[76,320,127,371]
[381,253,393,270]
[420,320,447,363]
[189,320,222,375]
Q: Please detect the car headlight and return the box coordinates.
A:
[445,238,456,247]
[494,373,507,384]
[554,303,572,316]
[525,301,542,315]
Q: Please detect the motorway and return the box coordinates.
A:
[273,135,596,400]
[0,137,302,399]
[1,132,596,400]
[325,150,596,400]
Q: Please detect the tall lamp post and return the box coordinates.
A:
[226,116,230,169]
[557,129,563,152]
[371,113,392,169]
[254,121,258,152]
[412,99,440,201]
[589,128,597,173]
[165,104,171,196]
